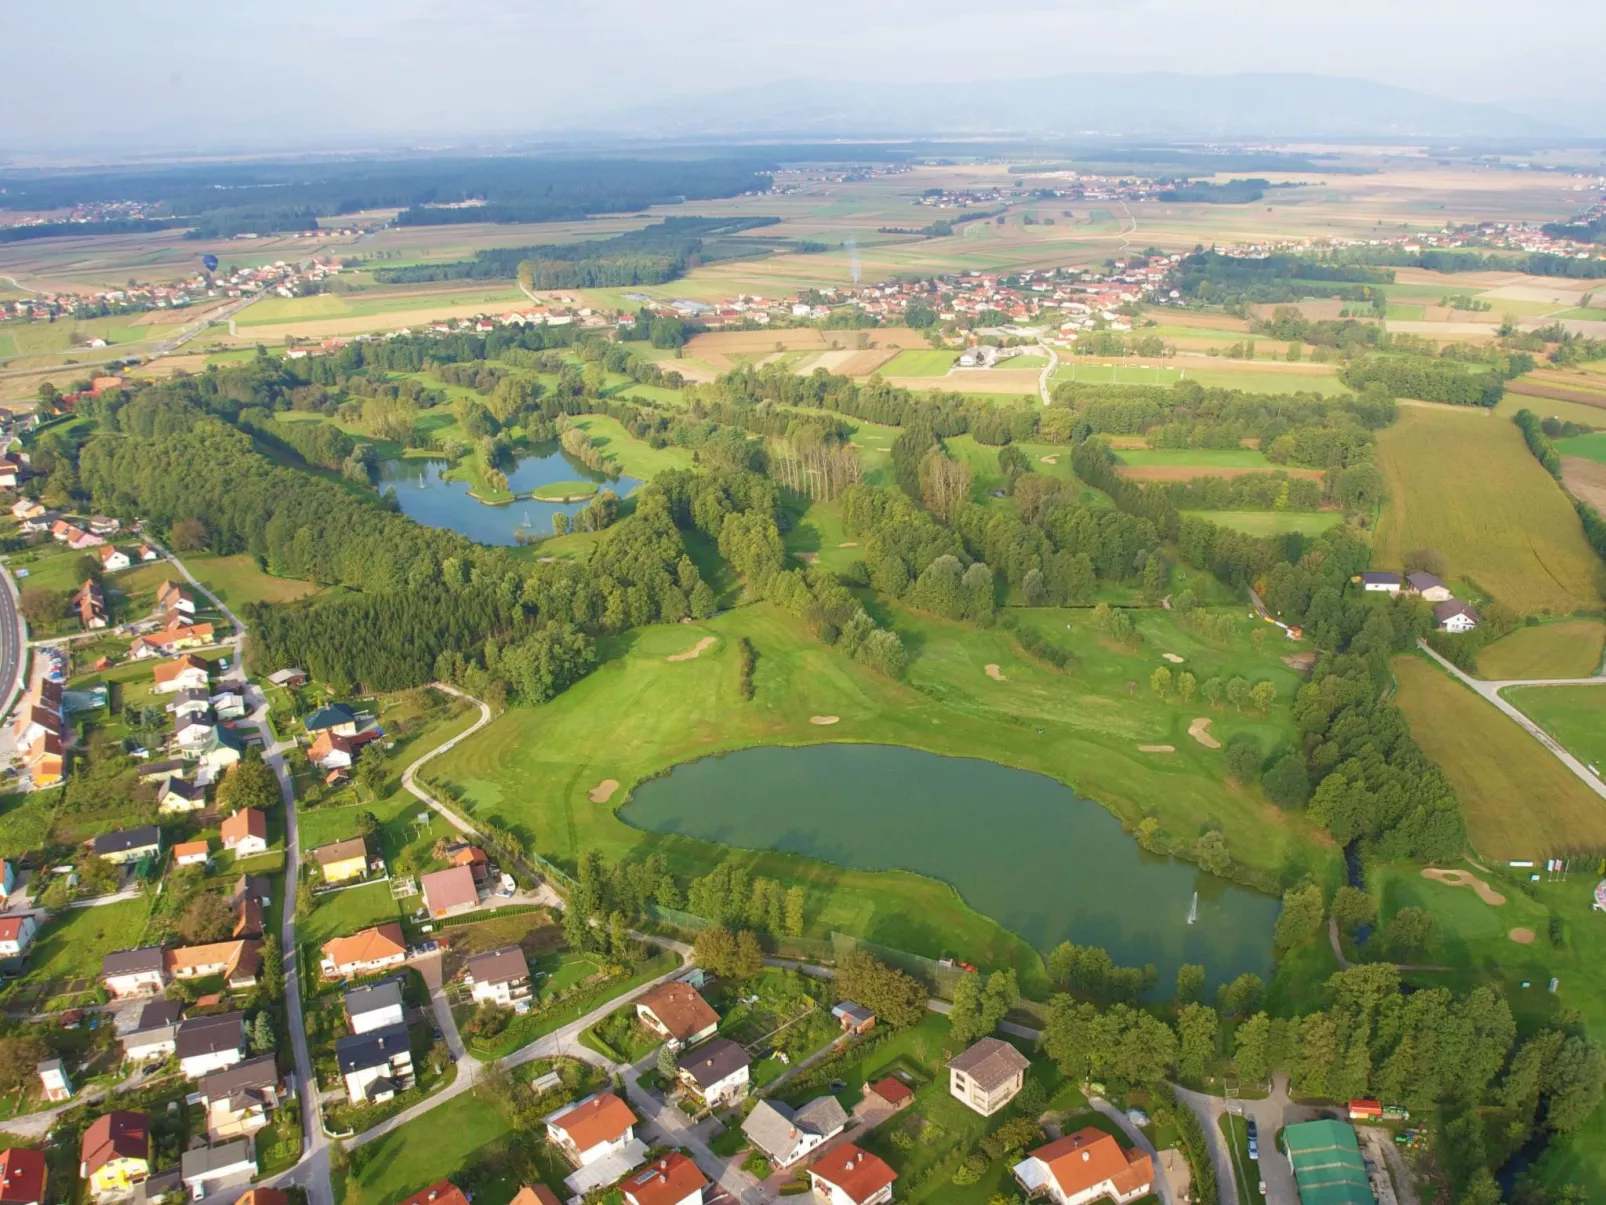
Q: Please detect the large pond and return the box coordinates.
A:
[623,744,1278,992]
[378,447,643,546]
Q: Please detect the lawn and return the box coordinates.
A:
[1181,510,1344,537]
[342,1089,512,1205]
[181,552,320,607]
[881,350,958,376]
[1219,1114,1267,1205]
[299,880,405,950]
[1372,406,1602,616]
[1117,449,1272,469]
[1504,685,1606,774]
[1555,432,1606,464]
[566,414,697,480]
[1052,362,1184,388]
[1391,654,1606,859]
[20,897,152,987]
[1476,619,1606,680]
[427,602,1335,993]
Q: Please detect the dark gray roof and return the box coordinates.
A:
[198,1053,278,1102]
[794,1095,848,1136]
[175,1012,245,1061]
[304,704,355,731]
[136,999,184,1030]
[947,1037,1031,1090]
[1360,571,1400,584]
[162,778,203,801]
[344,979,404,1018]
[464,946,528,987]
[180,1140,255,1180]
[133,1168,182,1205]
[676,1037,750,1089]
[230,874,272,906]
[93,826,161,855]
[336,1022,411,1075]
[1406,571,1446,590]
[103,946,166,978]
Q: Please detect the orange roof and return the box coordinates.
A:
[173,840,209,859]
[550,1093,635,1152]
[395,1183,470,1205]
[221,809,267,845]
[1032,1129,1153,1201]
[451,845,487,867]
[509,1187,562,1205]
[637,981,720,1042]
[321,923,407,969]
[237,1191,289,1205]
[153,654,208,684]
[623,1153,707,1205]
[166,939,259,979]
[811,1145,896,1205]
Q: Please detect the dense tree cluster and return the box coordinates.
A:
[1340,355,1504,407]
[1153,471,1323,512]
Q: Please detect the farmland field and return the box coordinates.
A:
[1372,405,1602,616]
[1117,448,1271,469]
[1475,619,1606,680]
[1391,654,1606,859]
[1180,510,1344,536]
[1556,432,1606,464]
[880,349,958,376]
[1504,685,1606,774]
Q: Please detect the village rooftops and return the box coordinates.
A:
[1359,572,1400,586]
[948,1037,1031,1091]
[135,999,184,1031]
[810,1144,897,1205]
[675,1037,750,1090]
[312,837,367,867]
[92,826,161,857]
[1013,1128,1153,1203]
[321,923,408,972]
[1406,571,1446,592]
[197,1053,278,1104]
[636,980,720,1043]
[464,946,527,987]
[103,946,166,978]
[336,1023,411,1075]
[175,1013,245,1061]
[0,1148,46,1205]
[621,1153,708,1205]
[232,874,272,907]
[509,1187,563,1205]
[420,865,479,914]
[549,1092,636,1151]
[303,704,355,732]
[344,979,404,1019]
[80,1111,149,1176]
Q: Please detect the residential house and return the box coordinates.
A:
[120,1000,183,1065]
[1405,572,1453,602]
[232,898,264,940]
[220,809,268,857]
[395,1184,470,1205]
[809,1145,897,1205]
[158,777,206,814]
[1434,599,1480,632]
[336,1023,415,1103]
[832,1001,876,1034]
[179,1140,257,1198]
[635,981,719,1049]
[136,545,160,563]
[102,947,169,998]
[175,1012,246,1079]
[167,940,261,988]
[129,620,215,659]
[100,547,132,573]
[320,923,408,979]
[166,688,213,721]
[93,826,162,865]
[312,838,368,884]
[948,1038,1031,1116]
[1359,571,1401,594]
[80,1112,150,1198]
[210,690,246,721]
[77,580,108,629]
[197,1054,280,1139]
[303,704,357,737]
[172,713,216,754]
[156,581,196,619]
[37,1060,71,1103]
[344,980,405,1035]
[547,1093,646,1194]
[863,1078,915,1113]
[463,947,532,1013]
[196,725,245,771]
[420,866,479,918]
[621,1154,708,1205]
[0,915,38,962]
[674,1038,750,1106]
[23,734,64,788]
[138,758,189,785]
[266,668,307,689]
[449,843,489,883]
[307,729,379,770]
[173,840,210,868]
[152,656,210,695]
[231,874,272,910]
[743,1096,849,1168]
[10,498,45,520]
[0,1147,47,1205]
[508,1188,562,1205]
[1011,1129,1153,1205]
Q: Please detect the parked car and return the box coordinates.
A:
[1246,1118,1259,1161]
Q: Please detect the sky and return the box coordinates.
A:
[2,0,1603,153]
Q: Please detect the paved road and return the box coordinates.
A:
[1036,340,1059,406]
[400,683,494,839]
[1174,1074,1312,1205]
[1171,1084,1240,1205]
[1087,1096,1171,1205]
[0,563,28,725]
[621,1061,768,1205]
[1416,640,1606,801]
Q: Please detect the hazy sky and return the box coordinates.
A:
[3,0,1602,151]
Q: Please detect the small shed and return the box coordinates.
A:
[831,1001,876,1035]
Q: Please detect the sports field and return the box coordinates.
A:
[1391,655,1606,858]
[1476,619,1606,680]
[1504,686,1606,773]
[1372,406,1602,615]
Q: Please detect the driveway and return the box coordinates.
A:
[1088,1095,1172,1205]
[1176,1074,1313,1205]
[621,1063,768,1205]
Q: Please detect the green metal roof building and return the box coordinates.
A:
[1282,1119,1376,1205]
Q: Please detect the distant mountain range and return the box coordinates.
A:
[587,72,1566,141]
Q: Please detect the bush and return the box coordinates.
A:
[1225,733,1263,786]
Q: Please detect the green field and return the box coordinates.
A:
[1181,510,1344,536]
[1555,432,1606,464]
[234,285,527,327]
[182,552,320,607]
[1504,685,1606,773]
[1117,448,1271,469]
[1053,362,1183,387]
[21,897,152,987]
[529,480,599,501]
[565,413,697,480]
[881,349,959,376]
[1373,406,1602,616]
[1477,620,1606,680]
[428,600,1334,991]
[1392,655,1606,859]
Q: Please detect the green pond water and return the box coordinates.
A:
[623,744,1278,992]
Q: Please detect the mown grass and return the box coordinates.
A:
[1391,654,1606,858]
[1372,405,1602,616]
[566,413,697,480]
[1476,620,1606,680]
[426,602,1337,992]
[881,349,958,376]
[1181,510,1343,537]
[1504,685,1606,773]
[181,552,320,607]
[1118,449,1271,468]
[1555,432,1606,464]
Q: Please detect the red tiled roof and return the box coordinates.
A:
[636,981,719,1042]
[395,1182,470,1205]
[1032,1129,1153,1201]
[80,1111,148,1176]
[221,809,267,846]
[550,1093,635,1152]
[811,1145,896,1205]
[0,1147,47,1205]
[866,1077,914,1106]
[508,1187,562,1205]
[321,923,406,969]
[623,1153,707,1205]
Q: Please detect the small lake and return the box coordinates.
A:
[378,447,643,547]
[623,744,1278,992]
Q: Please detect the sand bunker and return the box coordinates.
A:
[1039,455,1059,465]
[1188,718,1221,749]
[809,715,840,725]
[838,541,858,548]
[1163,653,1185,664]
[796,552,818,564]
[1421,867,1506,905]
[985,664,1007,681]
[1138,745,1176,753]
[1282,652,1317,675]
[666,636,717,662]
[1509,928,1537,944]
[588,779,619,803]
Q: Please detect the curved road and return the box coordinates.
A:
[0,563,27,726]
[1416,640,1606,801]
